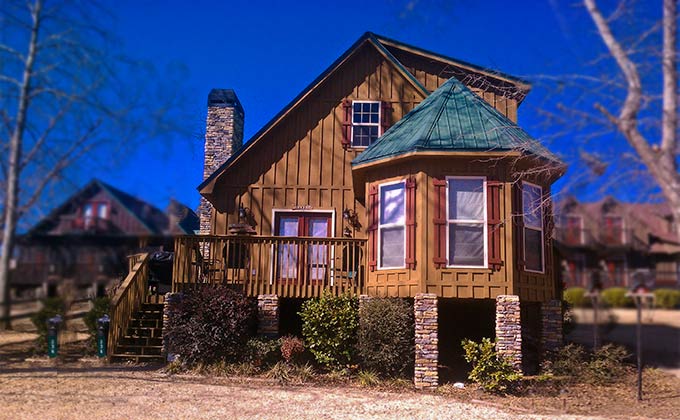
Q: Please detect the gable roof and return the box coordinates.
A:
[352,76,563,168]
[28,179,196,236]
[198,32,531,195]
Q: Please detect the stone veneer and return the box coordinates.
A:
[414,293,438,390]
[162,292,182,362]
[540,299,563,354]
[495,295,522,371]
[198,89,245,238]
[257,294,279,337]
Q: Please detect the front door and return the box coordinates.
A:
[274,212,332,284]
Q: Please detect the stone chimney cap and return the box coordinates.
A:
[208,89,244,115]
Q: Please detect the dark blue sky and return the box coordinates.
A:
[98,0,646,212]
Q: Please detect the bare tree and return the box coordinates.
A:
[0,0,185,328]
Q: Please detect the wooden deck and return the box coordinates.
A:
[172,235,367,298]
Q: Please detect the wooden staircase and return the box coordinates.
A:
[110,303,165,364]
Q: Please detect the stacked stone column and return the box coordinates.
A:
[495,295,522,372]
[257,294,279,337]
[162,292,182,361]
[541,299,563,354]
[414,293,438,390]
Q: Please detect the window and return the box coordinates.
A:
[82,203,94,228]
[603,215,624,245]
[522,182,544,273]
[352,101,380,147]
[378,181,405,268]
[564,215,583,245]
[447,177,486,267]
[97,203,108,219]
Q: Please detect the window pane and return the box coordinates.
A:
[380,183,405,224]
[524,228,543,271]
[371,103,379,112]
[523,184,543,229]
[448,179,484,220]
[370,113,379,123]
[380,226,404,268]
[449,223,484,266]
[352,126,370,147]
[353,103,361,113]
[97,204,108,219]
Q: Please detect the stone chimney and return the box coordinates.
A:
[198,89,244,235]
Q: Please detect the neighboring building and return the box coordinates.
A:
[9,179,198,299]
[112,33,566,383]
[555,196,680,290]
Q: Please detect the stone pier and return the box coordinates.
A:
[541,299,563,354]
[257,294,279,337]
[414,293,438,390]
[162,292,182,361]
[495,295,522,371]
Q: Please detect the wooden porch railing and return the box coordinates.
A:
[108,253,151,360]
[172,235,367,298]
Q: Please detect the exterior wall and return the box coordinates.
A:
[209,43,427,239]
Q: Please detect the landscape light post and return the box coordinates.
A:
[626,276,654,402]
[585,269,603,351]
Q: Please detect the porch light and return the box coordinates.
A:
[342,208,361,232]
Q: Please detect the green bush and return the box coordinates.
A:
[357,298,414,377]
[541,343,587,378]
[563,287,587,307]
[654,288,680,309]
[299,292,358,369]
[165,285,257,365]
[84,297,110,337]
[245,337,281,368]
[461,338,521,393]
[601,287,633,308]
[542,343,629,384]
[30,297,66,354]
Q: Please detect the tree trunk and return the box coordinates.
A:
[0,0,42,329]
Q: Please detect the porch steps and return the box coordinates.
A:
[110,303,165,364]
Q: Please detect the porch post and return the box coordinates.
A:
[257,294,279,337]
[414,293,438,390]
[540,299,563,355]
[495,294,522,372]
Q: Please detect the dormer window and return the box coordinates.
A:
[352,101,380,147]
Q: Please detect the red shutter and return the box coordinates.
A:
[486,181,503,271]
[342,99,352,150]
[544,190,554,278]
[405,177,417,269]
[433,178,447,268]
[380,101,393,135]
[513,183,525,270]
[368,184,379,271]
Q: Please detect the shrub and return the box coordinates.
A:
[30,297,66,354]
[84,297,110,337]
[279,335,305,364]
[601,287,632,308]
[165,285,256,365]
[654,288,680,309]
[461,338,521,393]
[357,298,414,377]
[245,337,281,368]
[542,343,629,384]
[563,287,587,307]
[541,343,587,378]
[299,292,358,369]
[357,369,380,387]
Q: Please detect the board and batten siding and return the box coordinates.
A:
[209,43,427,239]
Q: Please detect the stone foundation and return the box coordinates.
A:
[541,299,563,354]
[162,292,182,361]
[257,294,279,337]
[414,293,438,390]
[495,295,522,371]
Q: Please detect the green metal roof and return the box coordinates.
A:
[352,76,562,167]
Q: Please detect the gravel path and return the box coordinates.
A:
[0,367,608,420]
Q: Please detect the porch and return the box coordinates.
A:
[171,235,367,298]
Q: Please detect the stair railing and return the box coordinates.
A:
[108,252,151,361]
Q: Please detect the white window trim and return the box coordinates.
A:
[522,181,545,274]
[446,176,488,269]
[377,180,406,270]
[350,100,381,149]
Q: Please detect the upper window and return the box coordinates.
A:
[352,101,380,148]
[522,182,544,273]
[97,203,108,219]
[603,215,624,245]
[378,181,405,269]
[447,177,486,267]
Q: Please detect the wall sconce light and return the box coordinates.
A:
[238,204,252,225]
[342,208,361,236]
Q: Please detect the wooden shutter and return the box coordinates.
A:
[486,181,503,271]
[342,99,352,150]
[513,183,525,270]
[405,177,417,269]
[380,101,393,135]
[368,184,379,271]
[544,190,554,279]
[433,178,447,268]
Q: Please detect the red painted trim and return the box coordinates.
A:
[405,177,416,269]
[342,99,352,150]
[433,178,447,268]
[368,184,378,271]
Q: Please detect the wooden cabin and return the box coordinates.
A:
[111,33,566,383]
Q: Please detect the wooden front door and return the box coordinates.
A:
[274,212,332,284]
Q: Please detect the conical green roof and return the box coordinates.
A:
[352,77,562,167]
